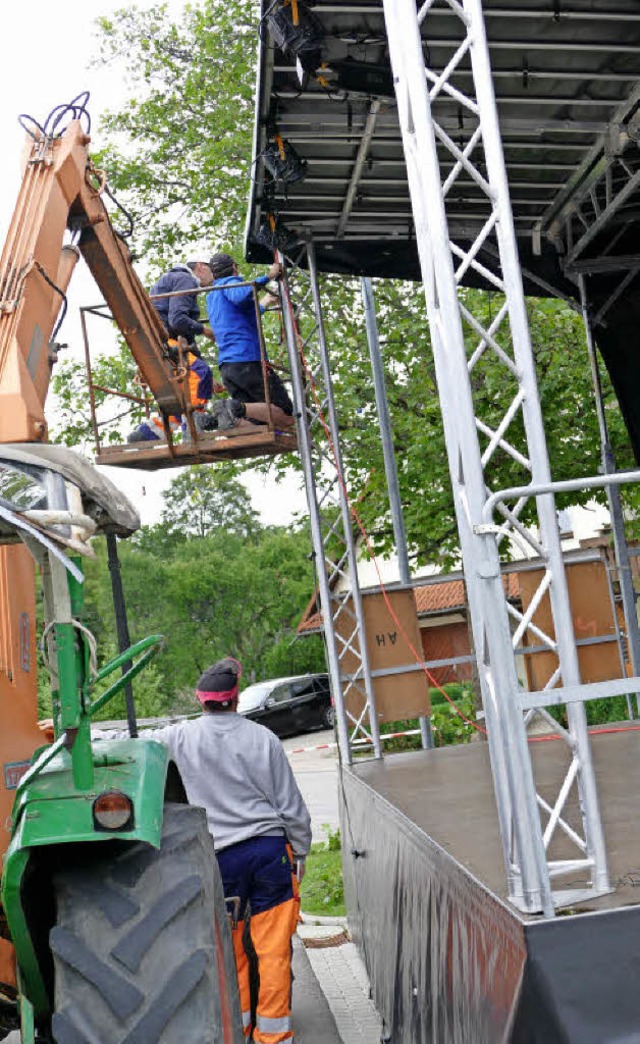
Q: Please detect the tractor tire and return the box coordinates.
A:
[50,803,243,1044]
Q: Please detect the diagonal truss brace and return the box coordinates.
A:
[383,0,611,915]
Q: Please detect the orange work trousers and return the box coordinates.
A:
[232,890,298,1043]
[220,837,300,1044]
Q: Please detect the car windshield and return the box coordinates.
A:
[238,684,272,712]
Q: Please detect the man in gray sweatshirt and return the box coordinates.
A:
[124,657,311,1044]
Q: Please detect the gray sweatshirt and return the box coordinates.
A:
[98,712,312,857]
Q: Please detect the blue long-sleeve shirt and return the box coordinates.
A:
[206,275,270,365]
[150,264,205,344]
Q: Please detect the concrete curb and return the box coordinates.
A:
[300,912,348,926]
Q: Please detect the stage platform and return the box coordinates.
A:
[340,727,640,1043]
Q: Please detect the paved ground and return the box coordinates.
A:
[297,930,383,1044]
[291,934,342,1042]
[285,730,385,1040]
[282,728,340,842]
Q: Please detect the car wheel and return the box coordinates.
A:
[321,704,335,729]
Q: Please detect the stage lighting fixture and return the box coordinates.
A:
[266,1,325,80]
[253,214,299,255]
[332,59,395,99]
[261,135,307,184]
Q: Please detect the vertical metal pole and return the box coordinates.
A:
[106,532,138,738]
[252,284,274,430]
[602,551,634,719]
[278,254,353,765]
[468,0,607,898]
[309,246,383,759]
[579,275,640,718]
[361,278,411,580]
[361,276,433,749]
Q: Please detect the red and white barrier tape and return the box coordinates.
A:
[286,728,423,756]
[287,742,337,755]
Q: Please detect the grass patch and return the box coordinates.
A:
[299,827,345,917]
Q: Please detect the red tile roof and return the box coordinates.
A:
[297,573,520,633]
[414,579,465,614]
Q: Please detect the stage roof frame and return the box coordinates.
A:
[246,0,640,300]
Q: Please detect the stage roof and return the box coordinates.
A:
[246,0,640,455]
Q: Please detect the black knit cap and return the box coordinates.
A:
[209,253,235,279]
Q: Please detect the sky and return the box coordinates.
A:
[0,0,307,529]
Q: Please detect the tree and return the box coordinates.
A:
[50,1,638,570]
[92,0,258,264]
[52,345,144,448]
[299,276,635,566]
[77,521,324,712]
[160,463,260,539]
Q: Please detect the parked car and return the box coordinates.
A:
[237,673,334,737]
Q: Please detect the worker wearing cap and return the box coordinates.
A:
[129,260,217,442]
[204,254,295,432]
[150,259,216,347]
[104,657,311,1043]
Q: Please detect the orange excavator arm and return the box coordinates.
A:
[0,118,187,443]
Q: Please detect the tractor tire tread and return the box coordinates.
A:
[51,803,243,1043]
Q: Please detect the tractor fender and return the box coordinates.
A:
[1,738,175,1021]
[9,738,169,850]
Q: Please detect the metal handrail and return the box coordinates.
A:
[482,468,640,524]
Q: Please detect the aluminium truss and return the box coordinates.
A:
[382,0,617,916]
[538,82,640,272]
[279,244,382,764]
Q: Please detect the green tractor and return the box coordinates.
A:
[0,445,243,1043]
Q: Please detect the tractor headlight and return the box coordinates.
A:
[93,790,134,831]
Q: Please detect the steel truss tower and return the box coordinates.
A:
[279,246,382,765]
[381,0,613,916]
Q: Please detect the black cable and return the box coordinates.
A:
[273,83,305,101]
[17,114,46,140]
[46,91,91,137]
[34,264,68,342]
[103,184,135,240]
[18,92,91,141]
[258,0,286,43]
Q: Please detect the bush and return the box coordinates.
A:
[548,693,634,730]
[380,682,477,752]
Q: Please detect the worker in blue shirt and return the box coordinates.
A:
[205,253,295,431]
